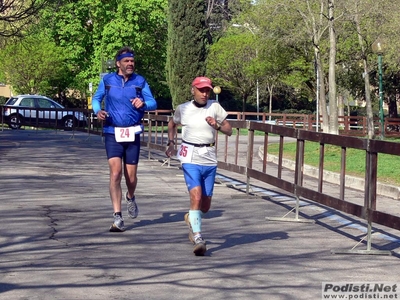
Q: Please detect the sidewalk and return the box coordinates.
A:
[0,129,399,300]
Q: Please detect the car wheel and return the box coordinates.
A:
[62,115,77,129]
[8,114,22,129]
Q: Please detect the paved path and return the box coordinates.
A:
[0,129,399,300]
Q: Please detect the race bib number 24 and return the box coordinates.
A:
[114,126,142,142]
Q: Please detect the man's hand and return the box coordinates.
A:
[97,110,108,121]
[165,145,176,157]
[131,97,145,109]
[205,116,220,130]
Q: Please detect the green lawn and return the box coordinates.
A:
[148,123,400,186]
[267,141,400,186]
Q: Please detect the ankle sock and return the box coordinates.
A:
[193,233,202,241]
[126,191,135,200]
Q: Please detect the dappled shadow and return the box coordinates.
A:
[207,231,289,256]
[0,283,18,294]
[126,210,224,230]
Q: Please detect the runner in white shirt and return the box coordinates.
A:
[166,76,232,256]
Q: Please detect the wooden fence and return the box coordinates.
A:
[141,112,400,255]
[149,110,400,138]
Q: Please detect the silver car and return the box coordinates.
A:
[3,95,87,129]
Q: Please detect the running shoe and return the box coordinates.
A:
[109,213,126,232]
[184,212,194,243]
[126,192,139,219]
[193,234,207,256]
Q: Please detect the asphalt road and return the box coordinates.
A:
[0,129,399,300]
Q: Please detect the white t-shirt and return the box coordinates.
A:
[173,100,228,166]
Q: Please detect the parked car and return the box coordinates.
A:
[2,95,87,130]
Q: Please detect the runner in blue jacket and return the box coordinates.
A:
[92,46,157,232]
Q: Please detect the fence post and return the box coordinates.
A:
[331,139,391,255]
[245,121,254,195]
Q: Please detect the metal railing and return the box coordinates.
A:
[2,105,400,137]
[141,112,400,255]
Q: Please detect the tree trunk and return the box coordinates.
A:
[328,0,338,134]
[338,94,344,117]
[354,7,375,139]
[267,84,274,122]
[388,96,398,118]
[242,95,246,119]
[315,48,329,133]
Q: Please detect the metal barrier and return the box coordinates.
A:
[141,113,400,255]
[2,105,400,137]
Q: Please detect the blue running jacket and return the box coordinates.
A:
[92,72,157,134]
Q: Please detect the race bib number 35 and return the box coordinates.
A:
[177,143,194,163]
[114,126,141,142]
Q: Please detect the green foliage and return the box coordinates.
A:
[206,33,257,111]
[1,0,400,117]
[98,0,169,98]
[281,57,314,92]
[166,0,209,107]
[0,33,68,96]
[37,0,169,100]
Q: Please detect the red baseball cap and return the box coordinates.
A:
[192,77,213,89]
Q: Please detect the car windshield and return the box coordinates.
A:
[5,97,18,105]
[53,102,64,109]
[37,98,64,109]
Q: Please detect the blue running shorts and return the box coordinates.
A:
[104,133,141,165]
[181,163,217,196]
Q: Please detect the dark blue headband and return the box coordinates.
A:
[117,52,134,61]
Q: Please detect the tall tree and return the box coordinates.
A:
[340,0,400,138]
[38,0,113,95]
[250,0,330,130]
[166,0,210,107]
[352,1,375,139]
[291,0,330,133]
[205,0,252,41]
[96,0,168,99]
[207,33,257,114]
[0,33,68,96]
[38,0,168,100]
[0,0,46,38]
[257,39,293,120]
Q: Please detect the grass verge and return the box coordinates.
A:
[267,141,400,186]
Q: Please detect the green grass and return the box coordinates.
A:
[237,128,266,136]
[267,141,400,186]
[147,123,400,185]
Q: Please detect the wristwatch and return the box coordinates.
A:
[167,140,175,146]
